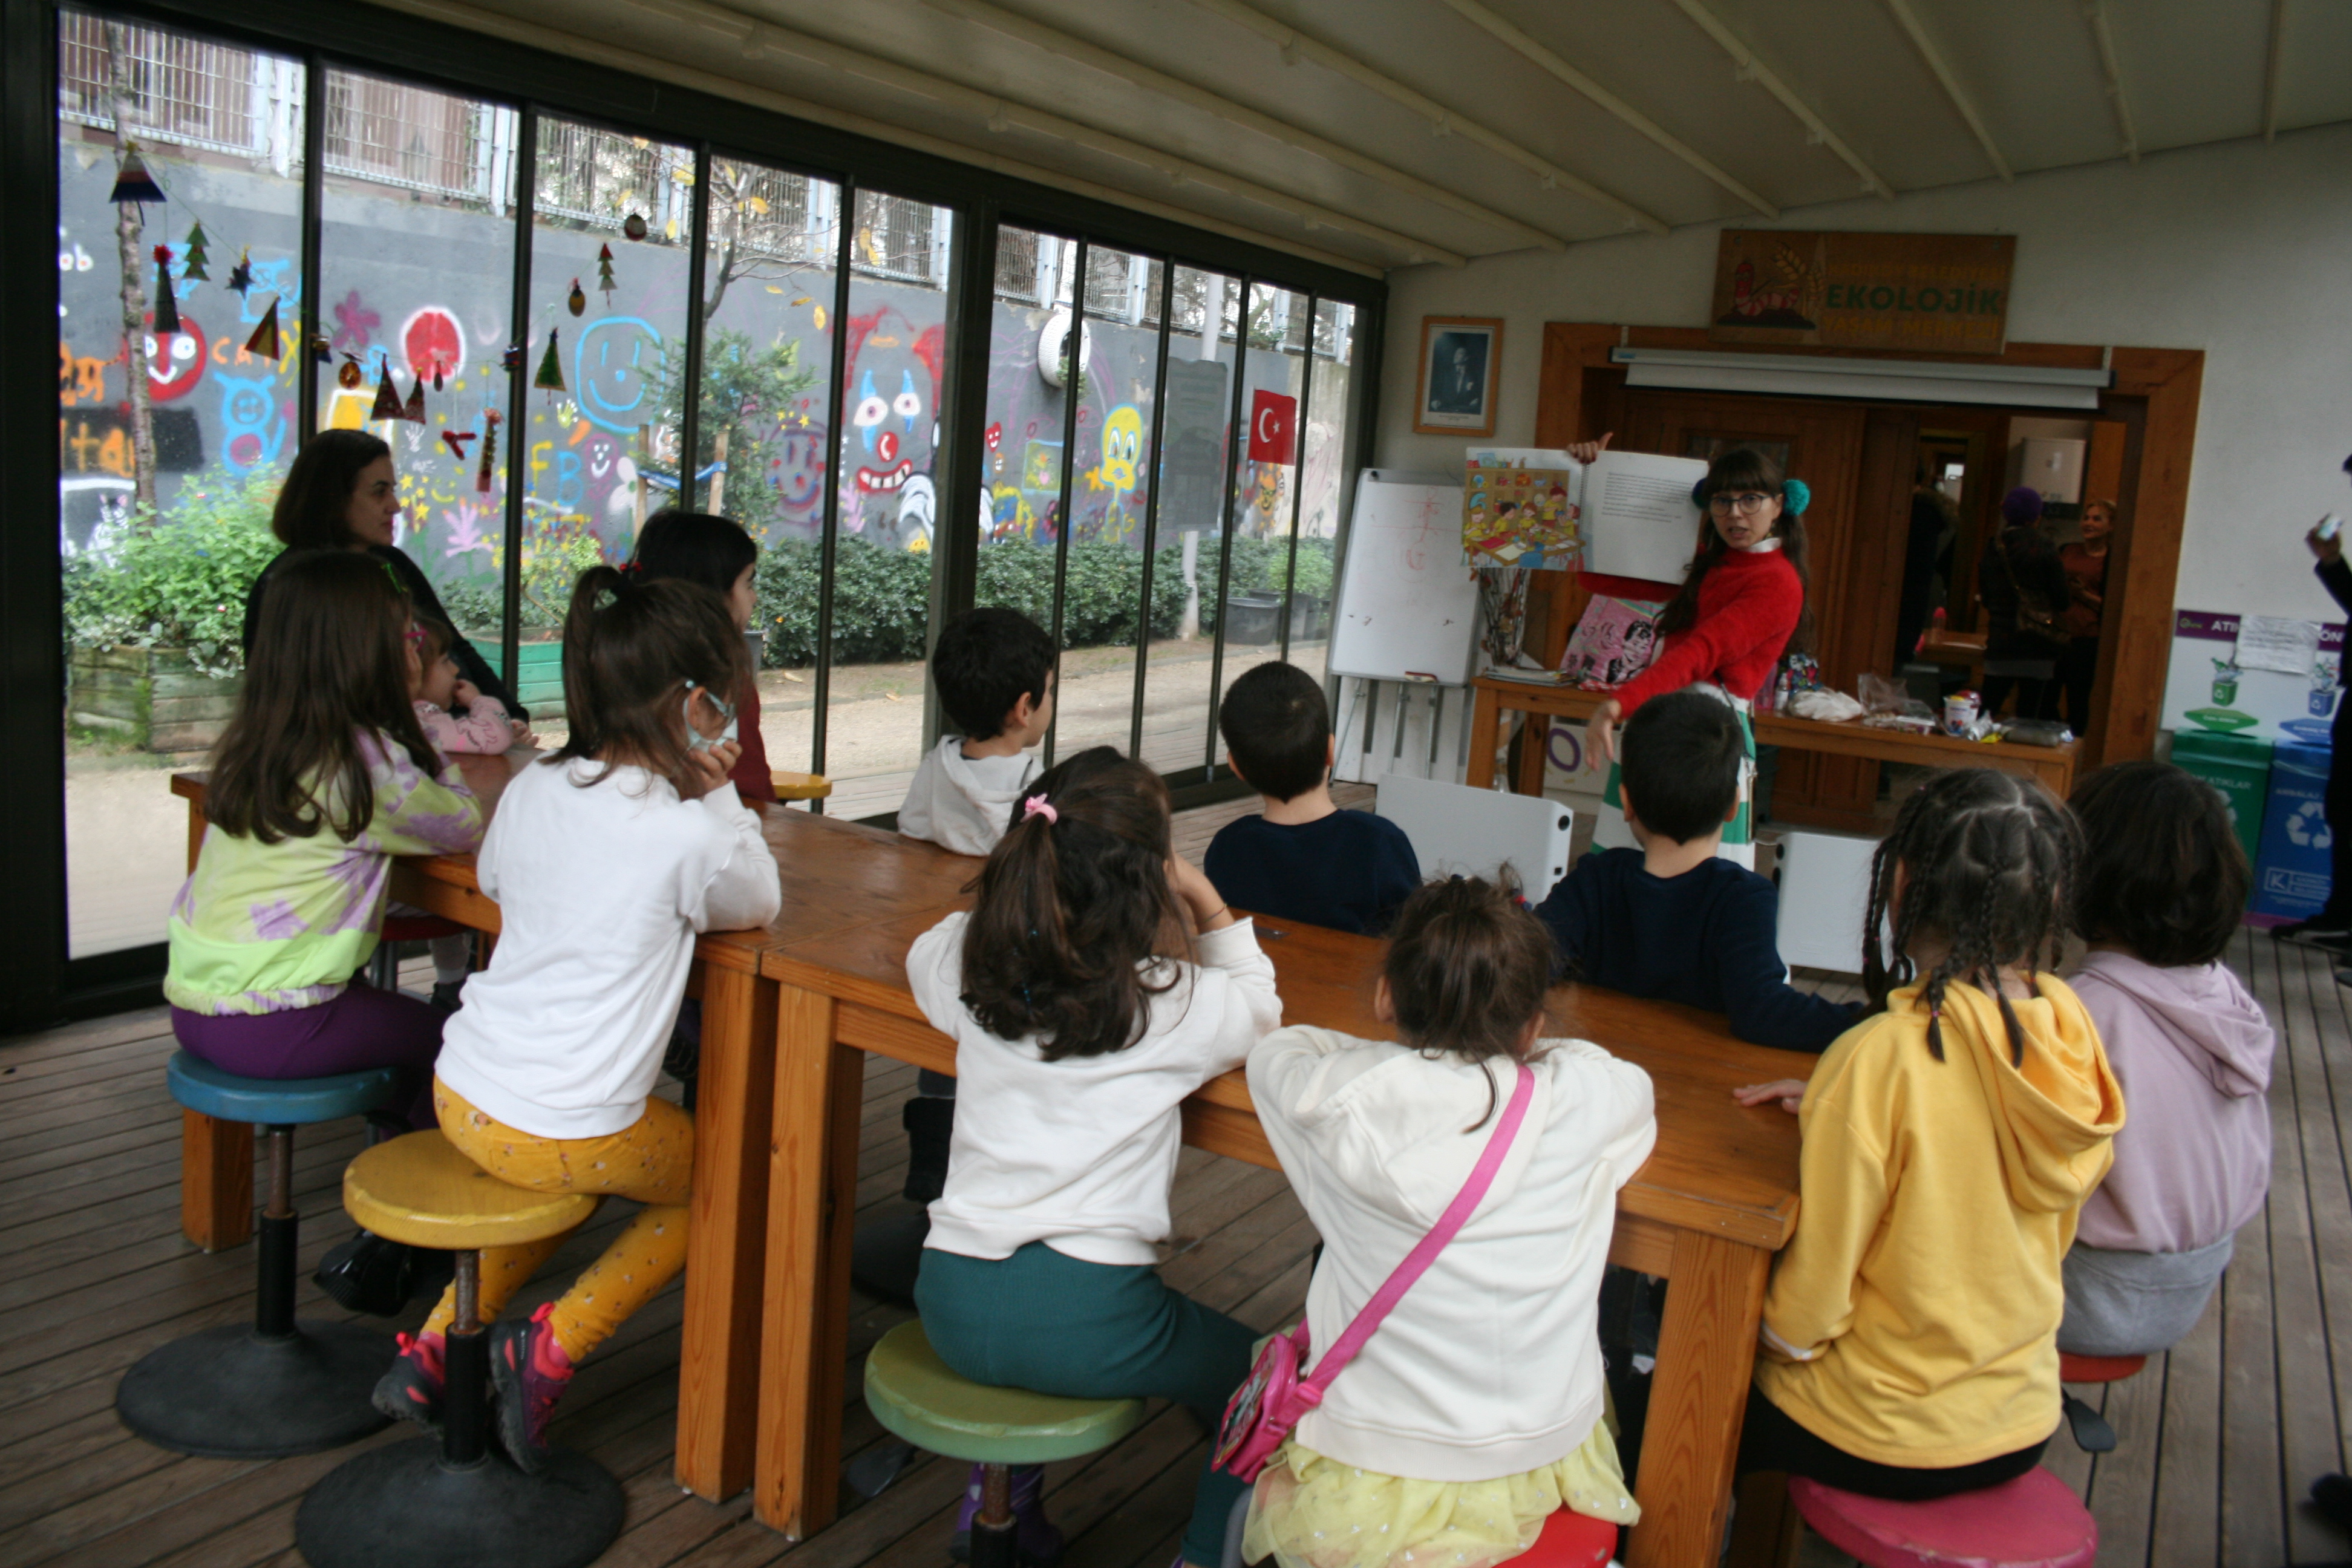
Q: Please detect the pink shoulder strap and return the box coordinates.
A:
[1299,1062,1535,1395]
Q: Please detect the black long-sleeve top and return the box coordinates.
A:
[241,544,526,722]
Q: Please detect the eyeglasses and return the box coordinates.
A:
[1707,492,1776,516]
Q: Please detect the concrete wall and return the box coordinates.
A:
[1375,122,2352,628]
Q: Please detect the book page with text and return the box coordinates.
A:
[1583,451,1710,583]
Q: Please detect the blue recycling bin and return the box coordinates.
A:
[2252,740,2334,920]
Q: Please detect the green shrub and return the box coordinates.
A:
[62,468,283,677]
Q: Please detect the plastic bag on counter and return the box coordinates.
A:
[1857,671,1938,733]
[1787,688,1865,723]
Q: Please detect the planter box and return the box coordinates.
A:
[70,645,241,753]
[466,636,564,713]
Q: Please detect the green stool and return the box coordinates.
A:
[864,1319,1145,1567]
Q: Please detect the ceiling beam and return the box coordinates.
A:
[1178,0,1668,236]
[2082,0,2138,163]
[1881,0,2013,181]
[2262,0,2287,142]
[1661,0,1893,200]
[914,0,1567,251]
[641,0,1472,264]
[1432,0,1781,218]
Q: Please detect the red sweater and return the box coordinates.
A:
[1605,546,1804,715]
[729,672,776,802]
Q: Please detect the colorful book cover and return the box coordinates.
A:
[1560,594,1668,688]
[1464,448,1583,570]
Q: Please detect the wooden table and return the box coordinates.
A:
[751,895,1808,1568]
[166,769,971,1504]
[1464,676,2079,802]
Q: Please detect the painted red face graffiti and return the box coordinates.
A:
[843,306,943,513]
[402,308,466,386]
[142,310,206,402]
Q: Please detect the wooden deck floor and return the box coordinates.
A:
[2,871,2346,1565]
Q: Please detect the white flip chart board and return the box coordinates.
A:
[1330,470,1481,684]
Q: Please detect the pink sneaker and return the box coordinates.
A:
[488,1302,575,1473]
[371,1330,447,1434]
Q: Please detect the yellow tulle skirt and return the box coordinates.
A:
[1240,1415,1638,1568]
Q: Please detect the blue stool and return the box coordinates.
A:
[117,1052,405,1459]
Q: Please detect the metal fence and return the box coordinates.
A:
[57,11,276,160]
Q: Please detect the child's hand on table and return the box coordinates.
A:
[1733,1078,1808,1115]
[509,719,536,746]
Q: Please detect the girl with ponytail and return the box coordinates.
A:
[1730,768,2124,1501]
[906,746,1284,1567]
[376,563,782,1472]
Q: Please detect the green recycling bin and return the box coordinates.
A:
[2171,728,2273,867]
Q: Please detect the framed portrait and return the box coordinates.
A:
[1413,316,1501,437]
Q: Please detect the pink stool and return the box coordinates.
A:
[1506,1508,1618,1567]
[1788,1468,2097,1568]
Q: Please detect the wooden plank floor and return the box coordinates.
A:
[4,889,2346,1565]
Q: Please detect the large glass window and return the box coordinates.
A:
[313,69,518,655]
[821,191,955,819]
[57,13,305,956]
[1284,299,1357,691]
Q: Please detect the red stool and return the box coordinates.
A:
[1506,1508,1619,1566]
[370,914,466,994]
[2057,1350,2146,1453]
[1788,1468,2097,1568]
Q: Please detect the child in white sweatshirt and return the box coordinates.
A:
[373,567,780,1472]
[1245,875,1656,1568]
[907,746,1282,1568]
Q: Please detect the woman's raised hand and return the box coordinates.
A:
[1587,698,1625,769]
[1566,431,1615,466]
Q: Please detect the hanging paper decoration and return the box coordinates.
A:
[596,244,616,301]
[433,364,445,391]
[501,344,524,373]
[477,411,500,494]
[180,223,210,283]
[108,143,167,209]
[226,250,254,298]
[442,430,476,462]
[311,335,333,365]
[567,279,586,318]
[150,246,180,335]
[244,296,282,361]
[534,329,565,397]
[622,212,648,241]
[370,361,403,421]
[338,353,364,390]
[402,375,427,425]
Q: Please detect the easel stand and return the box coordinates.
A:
[1333,676,1473,787]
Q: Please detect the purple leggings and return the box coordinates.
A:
[172,980,443,1130]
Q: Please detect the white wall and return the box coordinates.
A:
[1377,122,2352,627]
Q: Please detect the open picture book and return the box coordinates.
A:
[1465,448,1709,581]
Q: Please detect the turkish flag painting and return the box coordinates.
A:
[1248,389,1297,465]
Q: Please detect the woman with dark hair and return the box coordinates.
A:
[629,509,771,805]
[2053,498,2117,730]
[1977,485,2070,722]
[241,429,525,720]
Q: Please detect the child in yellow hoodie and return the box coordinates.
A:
[1733,767,2124,1499]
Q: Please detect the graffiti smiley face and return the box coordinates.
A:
[1100,404,1142,498]
[572,316,666,435]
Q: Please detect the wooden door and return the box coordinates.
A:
[1618,391,1882,824]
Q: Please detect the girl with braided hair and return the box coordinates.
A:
[1732,768,2124,1500]
[906,746,1282,1567]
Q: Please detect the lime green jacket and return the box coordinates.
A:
[165,731,485,1015]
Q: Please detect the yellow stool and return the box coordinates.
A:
[770,769,832,802]
[295,1132,621,1568]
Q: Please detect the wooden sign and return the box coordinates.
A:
[1709,230,2016,355]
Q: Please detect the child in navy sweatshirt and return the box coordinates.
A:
[1535,689,1855,1052]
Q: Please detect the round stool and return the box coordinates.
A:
[295,1132,621,1568]
[1788,1468,2098,1568]
[863,1319,1144,1568]
[116,1053,404,1459]
[2057,1350,2147,1453]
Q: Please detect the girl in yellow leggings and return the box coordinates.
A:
[373,555,781,1470]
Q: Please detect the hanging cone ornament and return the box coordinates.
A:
[501,344,523,373]
[596,244,616,301]
[311,334,332,365]
[535,328,566,397]
[109,143,166,208]
[244,295,282,361]
[402,374,427,424]
[567,279,586,318]
[226,250,253,298]
[370,361,403,420]
[477,411,500,494]
[338,353,364,390]
[150,246,180,334]
[181,222,209,282]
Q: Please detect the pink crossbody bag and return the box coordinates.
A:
[1212,1062,1535,1482]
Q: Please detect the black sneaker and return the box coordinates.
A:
[315,1232,451,1316]
[2276,914,2352,947]
[429,980,465,1013]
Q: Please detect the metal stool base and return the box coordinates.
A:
[295,1437,624,1568]
[116,1320,391,1459]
